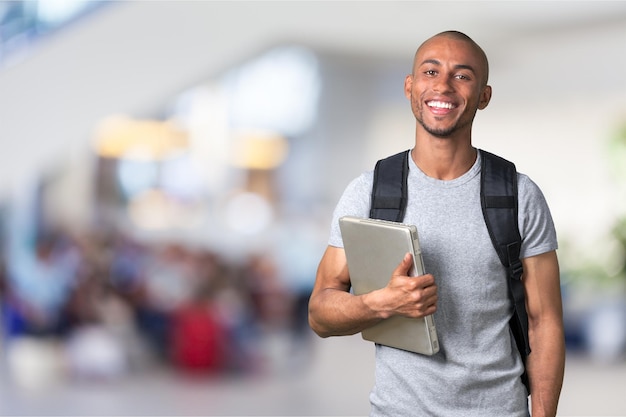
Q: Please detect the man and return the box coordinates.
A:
[308,31,565,417]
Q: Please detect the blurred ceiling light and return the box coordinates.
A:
[224,46,320,137]
[231,129,289,170]
[93,116,189,160]
[127,188,203,231]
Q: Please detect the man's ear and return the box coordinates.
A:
[478,85,492,110]
[404,75,413,99]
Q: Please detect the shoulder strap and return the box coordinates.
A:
[370,148,531,393]
[479,149,530,393]
[370,150,410,222]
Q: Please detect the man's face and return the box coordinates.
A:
[404,36,491,139]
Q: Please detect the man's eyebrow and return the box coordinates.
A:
[418,59,477,74]
[454,64,477,74]
[419,59,441,67]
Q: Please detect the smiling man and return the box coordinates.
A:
[408,32,490,142]
[308,31,565,417]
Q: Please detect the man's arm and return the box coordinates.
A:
[308,245,437,338]
[522,250,565,417]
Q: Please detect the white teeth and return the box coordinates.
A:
[427,101,454,109]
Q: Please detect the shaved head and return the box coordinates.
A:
[413,31,490,86]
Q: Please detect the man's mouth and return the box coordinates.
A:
[426,100,456,110]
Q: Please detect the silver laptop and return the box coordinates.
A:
[339,216,439,355]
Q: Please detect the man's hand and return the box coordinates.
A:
[364,253,438,320]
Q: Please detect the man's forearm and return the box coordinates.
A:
[308,288,384,338]
[527,320,565,417]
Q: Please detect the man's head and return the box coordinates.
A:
[405,31,492,139]
[412,31,490,86]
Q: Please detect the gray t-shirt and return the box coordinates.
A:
[328,150,557,417]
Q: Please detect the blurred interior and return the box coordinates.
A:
[1,1,626,415]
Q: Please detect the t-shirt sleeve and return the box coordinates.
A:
[517,173,558,259]
[328,171,374,248]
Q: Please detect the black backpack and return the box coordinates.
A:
[370,149,530,393]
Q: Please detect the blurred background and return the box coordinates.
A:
[0,1,625,415]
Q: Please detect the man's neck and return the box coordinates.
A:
[411,135,477,180]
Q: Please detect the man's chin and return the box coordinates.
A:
[418,118,471,138]
[422,124,455,138]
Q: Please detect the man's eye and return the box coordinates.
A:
[424,70,437,76]
[455,74,470,80]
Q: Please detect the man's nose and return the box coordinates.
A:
[433,75,454,93]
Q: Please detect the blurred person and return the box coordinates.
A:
[4,232,79,337]
[247,254,292,330]
[210,261,262,373]
[170,282,227,374]
[308,31,564,417]
[1,230,79,388]
[108,234,147,298]
[63,269,147,379]
[134,244,198,360]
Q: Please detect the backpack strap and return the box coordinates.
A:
[370,150,410,222]
[479,149,530,393]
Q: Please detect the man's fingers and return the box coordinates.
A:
[393,252,414,276]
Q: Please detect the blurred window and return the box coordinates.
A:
[222,46,321,137]
[0,0,106,67]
